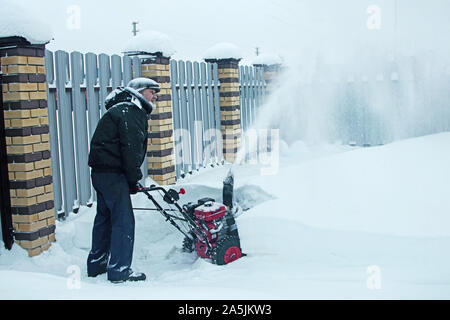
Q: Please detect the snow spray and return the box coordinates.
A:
[222,168,234,209]
[222,168,240,239]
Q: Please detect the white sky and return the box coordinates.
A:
[3,0,450,64]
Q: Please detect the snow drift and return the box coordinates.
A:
[1,132,450,299]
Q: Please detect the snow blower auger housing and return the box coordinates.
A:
[135,173,243,265]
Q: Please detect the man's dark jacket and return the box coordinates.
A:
[88,87,153,187]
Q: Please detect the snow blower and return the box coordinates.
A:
[135,170,244,265]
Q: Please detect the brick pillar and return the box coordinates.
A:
[140,55,176,185]
[0,37,55,257]
[205,58,241,163]
[253,63,283,97]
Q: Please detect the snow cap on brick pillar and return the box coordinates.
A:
[0,1,53,45]
[0,1,55,257]
[204,43,243,164]
[123,30,177,185]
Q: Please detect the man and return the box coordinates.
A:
[87,78,159,283]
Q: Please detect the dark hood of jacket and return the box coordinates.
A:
[104,86,154,115]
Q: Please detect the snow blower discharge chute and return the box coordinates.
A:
[135,171,244,265]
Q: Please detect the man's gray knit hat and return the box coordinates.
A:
[127,77,160,93]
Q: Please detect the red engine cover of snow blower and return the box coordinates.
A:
[194,202,227,221]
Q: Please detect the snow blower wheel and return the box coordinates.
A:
[212,235,242,265]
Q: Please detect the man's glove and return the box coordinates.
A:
[129,182,139,195]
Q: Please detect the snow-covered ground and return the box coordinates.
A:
[1,132,450,299]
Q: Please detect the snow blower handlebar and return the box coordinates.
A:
[134,184,204,242]
[136,184,185,208]
[135,183,185,213]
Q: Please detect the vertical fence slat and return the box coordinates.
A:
[249,66,258,158]
[242,66,251,163]
[248,66,256,162]
[200,62,211,166]
[131,56,141,78]
[240,66,245,131]
[249,66,256,129]
[244,66,251,129]
[55,50,77,217]
[70,51,90,206]
[122,55,132,87]
[255,67,262,121]
[259,67,266,107]
[98,54,111,117]
[246,65,252,128]
[185,61,197,171]
[84,52,99,202]
[239,66,247,133]
[170,59,182,179]
[254,67,261,119]
[259,67,267,154]
[45,50,63,216]
[206,63,216,162]
[249,66,256,128]
[111,54,123,89]
[193,62,203,168]
[238,66,245,163]
[212,63,223,163]
[178,60,191,174]
[85,53,99,141]
[238,66,243,131]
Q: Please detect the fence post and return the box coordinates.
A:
[0,36,56,257]
[140,54,176,185]
[205,58,242,163]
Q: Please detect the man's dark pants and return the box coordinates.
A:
[87,172,135,281]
